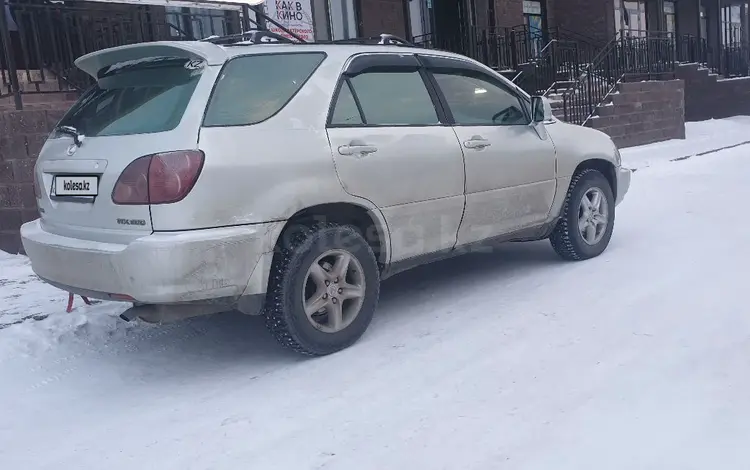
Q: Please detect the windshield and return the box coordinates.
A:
[58,57,204,137]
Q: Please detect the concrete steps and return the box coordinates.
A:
[546,93,566,121]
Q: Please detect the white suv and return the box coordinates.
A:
[21,33,631,355]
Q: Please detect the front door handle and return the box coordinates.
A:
[338,144,378,157]
[463,137,491,149]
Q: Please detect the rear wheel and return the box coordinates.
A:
[264,223,380,355]
[550,169,615,261]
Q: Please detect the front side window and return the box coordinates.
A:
[433,71,529,126]
[334,70,439,126]
[204,52,326,127]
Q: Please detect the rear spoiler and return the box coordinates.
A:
[75,41,229,79]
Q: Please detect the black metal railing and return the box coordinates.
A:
[676,34,707,64]
[413,25,553,72]
[414,24,605,96]
[673,34,750,77]
[563,31,677,125]
[513,39,581,95]
[512,37,600,96]
[617,31,677,76]
[0,0,290,109]
[718,41,749,77]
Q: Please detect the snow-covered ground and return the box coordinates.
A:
[2,117,750,469]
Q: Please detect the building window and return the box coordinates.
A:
[721,4,742,45]
[664,1,676,36]
[614,0,647,37]
[165,6,232,39]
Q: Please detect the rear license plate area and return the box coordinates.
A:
[52,175,99,197]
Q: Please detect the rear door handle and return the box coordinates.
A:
[463,137,491,149]
[338,144,378,157]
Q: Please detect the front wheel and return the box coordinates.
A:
[264,223,380,356]
[550,169,615,261]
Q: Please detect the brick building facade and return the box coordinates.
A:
[356,0,746,56]
[352,0,554,40]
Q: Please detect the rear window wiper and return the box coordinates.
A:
[56,125,85,147]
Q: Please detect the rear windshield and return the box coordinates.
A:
[203,52,326,127]
[58,57,204,137]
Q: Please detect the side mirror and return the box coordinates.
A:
[530,95,553,123]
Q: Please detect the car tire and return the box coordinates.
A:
[264,223,380,356]
[550,169,615,261]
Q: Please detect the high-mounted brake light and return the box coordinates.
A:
[112,150,204,205]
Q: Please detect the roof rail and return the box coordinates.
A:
[201,30,296,45]
[331,34,415,46]
[200,31,420,48]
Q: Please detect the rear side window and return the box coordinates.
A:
[343,71,439,126]
[58,57,204,137]
[330,82,364,126]
[204,53,326,127]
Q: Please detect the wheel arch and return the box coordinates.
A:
[276,202,390,270]
[573,158,617,200]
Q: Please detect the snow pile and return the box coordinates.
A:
[0,251,128,357]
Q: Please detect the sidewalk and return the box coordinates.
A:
[620,116,750,170]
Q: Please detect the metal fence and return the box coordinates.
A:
[675,34,749,78]
[562,32,679,125]
[413,25,549,73]
[0,0,245,109]
[3,1,749,112]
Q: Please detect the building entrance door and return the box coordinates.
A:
[432,0,477,48]
[432,0,475,51]
[523,0,545,57]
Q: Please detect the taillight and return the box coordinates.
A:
[112,155,150,204]
[112,150,204,205]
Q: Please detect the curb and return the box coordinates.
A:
[670,139,750,162]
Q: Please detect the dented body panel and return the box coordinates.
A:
[21,219,284,303]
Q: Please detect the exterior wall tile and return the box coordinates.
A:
[551,0,612,43]
[0,103,73,254]
[586,79,686,149]
[496,0,524,27]
[359,0,407,37]
[676,63,750,122]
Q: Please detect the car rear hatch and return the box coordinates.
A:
[36,42,225,244]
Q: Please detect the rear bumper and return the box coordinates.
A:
[616,166,631,206]
[21,220,285,303]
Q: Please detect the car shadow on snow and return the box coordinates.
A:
[124,241,557,346]
[17,240,563,381]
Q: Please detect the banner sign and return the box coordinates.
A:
[265,0,315,42]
